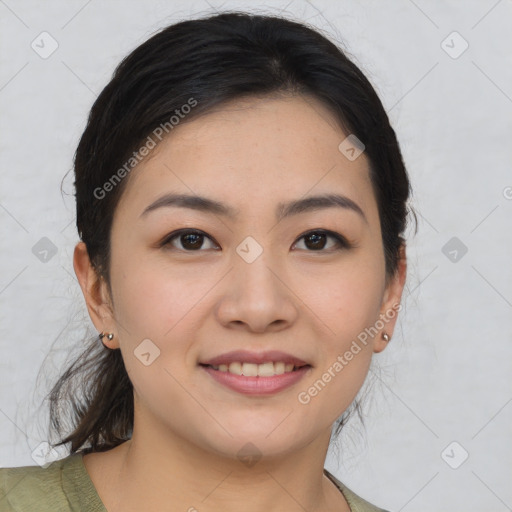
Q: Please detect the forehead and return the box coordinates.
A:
[116,94,377,224]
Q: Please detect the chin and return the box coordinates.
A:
[195,420,313,461]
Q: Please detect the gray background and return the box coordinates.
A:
[1,1,511,511]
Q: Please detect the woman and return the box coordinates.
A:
[0,11,414,512]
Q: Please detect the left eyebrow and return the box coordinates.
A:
[276,193,368,224]
[139,192,368,224]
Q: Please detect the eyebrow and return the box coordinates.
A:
[140,192,368,224]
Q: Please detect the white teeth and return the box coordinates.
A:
[257,362,275,377]
[228,362,242,375]
[242,363,258,377]
[274,362,285,375]
[209,361,301,376]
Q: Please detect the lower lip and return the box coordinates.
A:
[200,365,312,395]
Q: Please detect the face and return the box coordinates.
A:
[77,95,405,461]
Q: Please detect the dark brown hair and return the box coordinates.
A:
[48,10,417,455]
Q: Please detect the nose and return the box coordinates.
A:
[215,251,299,334]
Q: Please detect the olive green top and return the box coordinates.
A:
[0,453,390,511]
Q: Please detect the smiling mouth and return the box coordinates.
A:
[199,362,311,377]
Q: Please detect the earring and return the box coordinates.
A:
[382,332,390,342]
[98,332,114,343]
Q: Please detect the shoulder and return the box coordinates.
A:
[324,469,392,512]
[0,453,105,512]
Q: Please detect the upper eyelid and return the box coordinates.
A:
[162,229,219,246]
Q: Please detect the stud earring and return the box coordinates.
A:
[382,332,390,342]
[98,332,114,343]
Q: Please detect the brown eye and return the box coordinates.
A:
[162,230,219,251]
[293,230,349,252]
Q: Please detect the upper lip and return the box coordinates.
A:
[200,350,310,367]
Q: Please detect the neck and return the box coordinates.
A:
[90,414,346,512]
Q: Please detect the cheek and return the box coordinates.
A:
[111,262,197,410]
[112,272,167,335]
[302,256,385,340]
[109,256,215,383]
[110,255,196,338]
[295,339,373,429]
[291,259,384,417]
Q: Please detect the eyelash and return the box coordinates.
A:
[159,228,352,253]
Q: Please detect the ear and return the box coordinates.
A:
[73,241,120,349]
[373,242,407,353]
